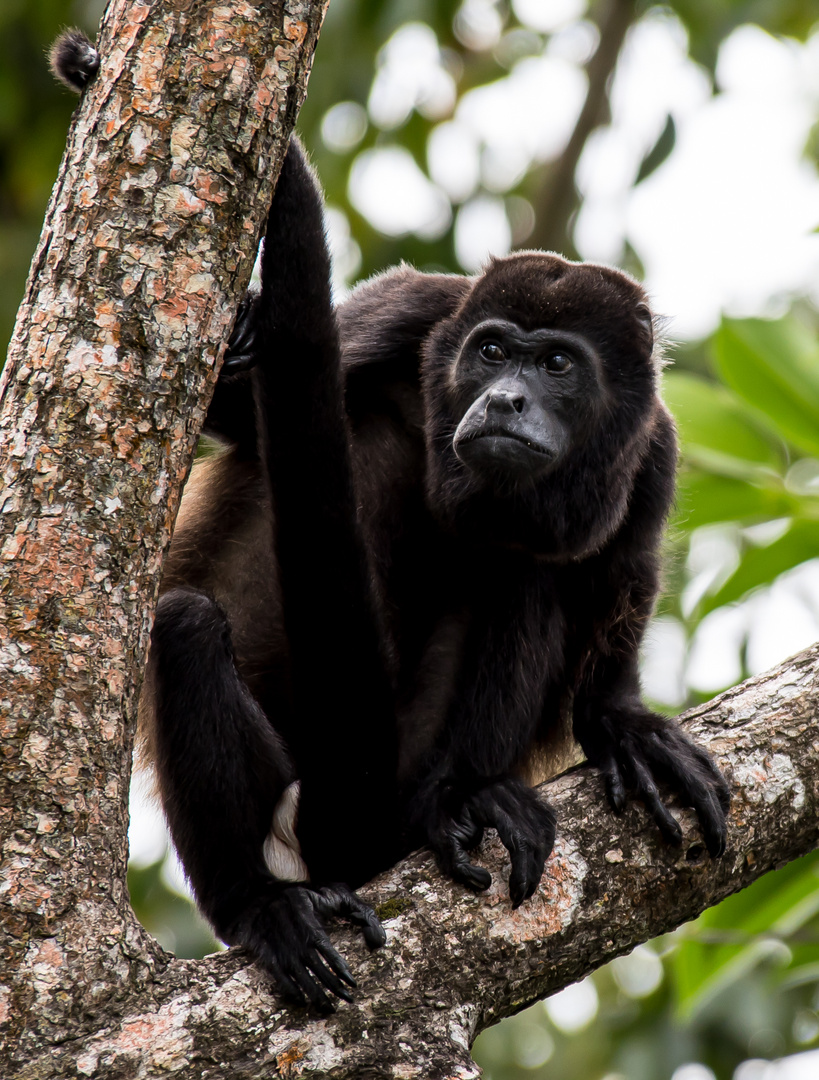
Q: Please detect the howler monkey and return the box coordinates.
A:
[53,34,729,1012]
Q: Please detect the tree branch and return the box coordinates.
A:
[9,640,819,1078]
[527,0,636,256]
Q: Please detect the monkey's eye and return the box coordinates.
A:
[541,352,573,374]
[479,341,505,364]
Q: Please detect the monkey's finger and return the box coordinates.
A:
[642,732,730,854]
[509,841,545,909]
[253,944,308,1009]
[506,834,545,908]
[314,886,387,950]
[450,814,484,852]
[601,752,626,813]
[473,802,539,908]
[223,298,260,372]
[523,827,554,905]
[715,773,732,814]
[435,829,492,892]
[222,351,256,374]
[286,959,336,1014]
[696,794,728,858]
[304,948,355,1003]
[677,774,728,857]
[629,755,683,846]
[675,740,732,817]
[310,931,357,989]
[645,727,731,812]
[452,859,493,892]
[346,905,388,950]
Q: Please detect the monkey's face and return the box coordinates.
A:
[450,319,607,483]
[421,252,662,556]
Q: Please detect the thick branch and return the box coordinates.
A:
[0,0,327,1067]
[9,644,819,1079]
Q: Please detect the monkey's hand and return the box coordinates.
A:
[223,881,385,1013]
[222,291,261,374]
[415,776,556,908]
[576,706,730,857]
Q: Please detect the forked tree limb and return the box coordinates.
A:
[2,1,818,1076]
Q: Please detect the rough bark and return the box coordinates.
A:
[2,2,819,1077]
[0,0,327,1072]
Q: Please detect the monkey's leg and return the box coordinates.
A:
[148,588,384,1012]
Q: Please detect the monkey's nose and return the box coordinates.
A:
[487,389,525,415]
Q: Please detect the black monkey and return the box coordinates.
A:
[151,146,728,1007]
[52,33,730,1011]
[49,29,100,92]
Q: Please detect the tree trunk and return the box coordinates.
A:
[2,2,819,1077]
[0,0,327,1072]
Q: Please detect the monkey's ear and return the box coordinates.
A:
[635,302,655,349]
[49,29,100,93]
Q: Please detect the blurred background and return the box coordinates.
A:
[4,1,819,1077]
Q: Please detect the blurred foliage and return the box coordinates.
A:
[0,0,104,356]
[5,1,819,1079]
[668,306,819,624]
[669,0,819,69]
[128,859,219,961]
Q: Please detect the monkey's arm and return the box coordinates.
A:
[210,232,469,452]
[145,140,394,1014]
[252,139,401,885]
[404,598,560,908]
[571,409,730,856]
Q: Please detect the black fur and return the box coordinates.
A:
[49,29,99,93]
[144,138,729,1009]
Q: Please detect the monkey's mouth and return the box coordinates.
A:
[456,426,553,458]
[452,424,559,479]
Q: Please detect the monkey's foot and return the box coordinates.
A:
[224,881,385,1013]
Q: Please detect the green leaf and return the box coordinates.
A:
[701,517,819,612]
[664,371,785,477]
[635,114,676,185]
[712,319,819,458]
[673,851,819,1017]
[673,470,795,531]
